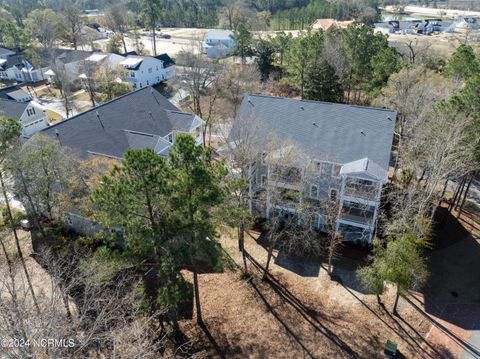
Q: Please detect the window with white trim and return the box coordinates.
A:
[330,189,337,202]
[261,175,267,186]
[310,184,318,198]
[333,164,341,177]
[321,162,332,177]
[261,152,267,165]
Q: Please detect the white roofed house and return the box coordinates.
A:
[120,54,175,90]
[203,30,234,58]
[228,95,396,244]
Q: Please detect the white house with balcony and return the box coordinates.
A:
[228,94,396,244]
[120,54,175,90]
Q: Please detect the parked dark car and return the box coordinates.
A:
[160,34,171,39]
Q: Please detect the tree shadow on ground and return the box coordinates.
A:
[422,207,480,327]
[245,251,361,358]
[249,226,372,294]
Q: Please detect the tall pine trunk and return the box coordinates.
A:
[0,171,40,314]
[193,264,203,324]
[457,174,474,218]
[393,288,400,315]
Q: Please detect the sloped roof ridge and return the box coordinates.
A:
[44,87,155,131]
[245,93,396,114]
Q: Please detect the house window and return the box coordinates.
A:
[130,72,135,77]
[314,161,321,172]
[321,162,333,177]
[317,214,327,231]
[168,133,173,142]
[333,164,341,177]
[147,80,149,85]
[139,83,143,88]
[330,189,337,202]
[261,152,267,165]
[310,184,318,198]
[148,67,152,73]
[261,175,267,186]
[32,107,35,114]
[156,66,158,71]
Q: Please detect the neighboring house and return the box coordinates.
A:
[312,19,354,32]
[0,47,15,60]
[0,53,47,83]
[120,54,175,90]
[31,86,202,237]
[36,86,204,159]
[50,49,94,82]
[78,52,126,79]
[0,98,48,136]
[228,94,396,244]
[456,17,480,30]
[0,48,95,83]
[203,30,234,58]
[0,87,32,102]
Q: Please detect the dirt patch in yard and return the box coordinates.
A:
[180,229,433,358]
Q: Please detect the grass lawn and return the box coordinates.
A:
[46,109,64,123]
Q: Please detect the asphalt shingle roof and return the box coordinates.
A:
[39,87,196,159]
[155,53,175,67]
[231,94,396,170]
[0,54,27,71]
[6,89,31,101]
[0,98,27,119]
[0,47,15,57]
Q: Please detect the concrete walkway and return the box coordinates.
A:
[414,299,480,359]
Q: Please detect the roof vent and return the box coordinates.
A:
[96,111,105,130]
[55,129,61,145]
[360,131,366,136]
[312,122,318,127]
[248,99,254,107]
[387,116,392,121]
[300,106,304,110]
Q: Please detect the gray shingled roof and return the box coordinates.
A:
[0,98,27,120]
[0,47,15,57]
[39,87,197,159]
[0,54,24,70]
[6,89,31,102]
[125,130,160,150]
[230,94,396,170]
[34,48,93,68]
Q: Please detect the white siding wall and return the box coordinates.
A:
[19,103,48,136]
[128,57,175,89]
